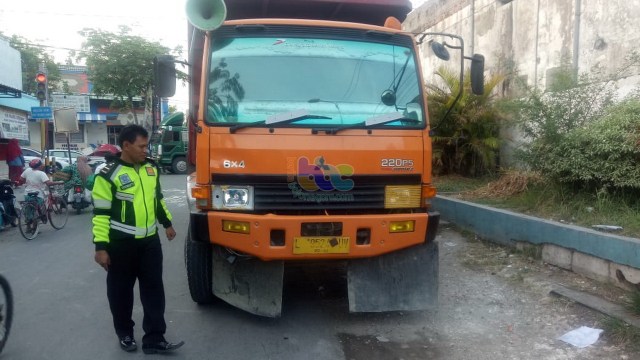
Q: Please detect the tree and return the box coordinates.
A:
[8,35,61,96]
[427,67,505,176]
[77,26,180,124]
[167,104,178,114]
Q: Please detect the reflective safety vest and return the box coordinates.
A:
[92,158,172,250]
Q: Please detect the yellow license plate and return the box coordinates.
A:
[293,237,350,254]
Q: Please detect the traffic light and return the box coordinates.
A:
[35,72,47,101]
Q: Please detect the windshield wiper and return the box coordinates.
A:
[317,112,420,135]
[229,109,331,133]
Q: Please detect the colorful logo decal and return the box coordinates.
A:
[287,156,355,203]
[296,156,354,191]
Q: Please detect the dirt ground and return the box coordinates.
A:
[334,225,637,360]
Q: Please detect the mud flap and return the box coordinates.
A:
[347,241,439,312]
[211,246,284,317]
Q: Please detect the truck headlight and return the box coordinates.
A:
[157,145,163,156]
[212,186,254,210]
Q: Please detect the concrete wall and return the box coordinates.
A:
[405,0,640,90]
[434,195,640,289]
[404,0,640,166]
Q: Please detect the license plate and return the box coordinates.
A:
[293,236,350,254]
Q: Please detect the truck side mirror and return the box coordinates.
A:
[470,54,485,95]
[154,55,177,98]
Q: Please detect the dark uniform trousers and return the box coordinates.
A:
[106,234,166,344]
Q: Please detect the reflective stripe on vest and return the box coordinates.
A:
[109,220,157,236]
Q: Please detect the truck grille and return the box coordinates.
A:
[212,174,421,211]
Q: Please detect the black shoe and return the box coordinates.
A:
[119,335,137,352]
[142,340,184,354]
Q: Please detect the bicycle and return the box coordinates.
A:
[0,274,12,354]
[18,182,69,240]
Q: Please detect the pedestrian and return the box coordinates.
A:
[92,125,183,354]
[6,139,25,186]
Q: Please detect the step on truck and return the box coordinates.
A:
[155,0,484,317]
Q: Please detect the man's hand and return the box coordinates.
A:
[95,250,110,271]
[166,226,176,241]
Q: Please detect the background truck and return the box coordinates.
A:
[155,0,483,317]
[150,112,189,174]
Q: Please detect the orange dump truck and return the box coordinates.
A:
[155,0,483,317]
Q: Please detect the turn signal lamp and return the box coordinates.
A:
[389,220,415,233]
[191,184,211,208]
[421,185,437,208]
[222,220,250,234]
[384,185,421,209]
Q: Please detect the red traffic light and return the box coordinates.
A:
[35,72,47,101]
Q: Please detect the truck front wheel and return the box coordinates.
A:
[171,156,188,174]
[185,229,215,304]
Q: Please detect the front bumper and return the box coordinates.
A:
[190,210,440,261]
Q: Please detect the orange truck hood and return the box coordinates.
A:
[201,128,425,178]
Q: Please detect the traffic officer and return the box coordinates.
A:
[92,124,184,354]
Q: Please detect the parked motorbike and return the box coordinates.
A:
[66,182,92,214]
[0,179,18,228]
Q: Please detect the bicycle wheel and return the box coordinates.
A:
[0,275,13,354]
[48,197,69,230]
[18,202,39,240]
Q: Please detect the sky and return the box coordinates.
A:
[0,0,429,110]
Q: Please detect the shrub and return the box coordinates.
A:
[427,67,505,177]
[537,100,640,190]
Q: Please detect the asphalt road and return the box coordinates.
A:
[0,175,634,359]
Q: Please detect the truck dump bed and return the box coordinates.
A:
[224,0,413,25]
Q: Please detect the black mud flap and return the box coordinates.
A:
[211,246,284,318]
[347,241,439,312]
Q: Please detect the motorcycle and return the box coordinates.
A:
[0,179,18,229]
[66,182,92,214]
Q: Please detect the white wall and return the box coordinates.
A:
[27,122,42,151]
[0,37,22,90]
[404,0,640,166]
[405,0,640,90]
[86,122,109,146]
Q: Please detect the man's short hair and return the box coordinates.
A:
[119,125,149,147]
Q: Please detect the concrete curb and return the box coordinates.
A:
[433,195,640,288]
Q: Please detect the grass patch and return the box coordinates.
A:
[627,291,640,316]
[599,316,640,350]
[433,175,494,194]
[437,172,640,239]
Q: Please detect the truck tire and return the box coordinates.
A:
[171,156,188,174]
[185,229,215,304]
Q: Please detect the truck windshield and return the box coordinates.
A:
[207,36,423,128]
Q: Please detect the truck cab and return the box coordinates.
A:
[154,0,482,317]
[150,112,189,174]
